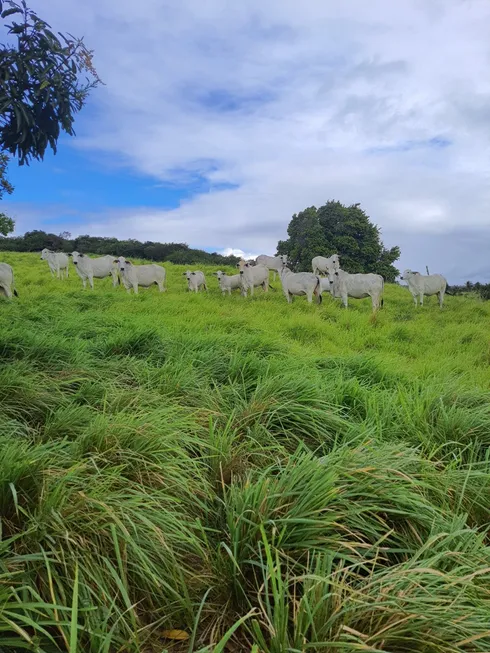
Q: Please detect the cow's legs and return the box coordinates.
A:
[439,291,444,308]
[341,293,348,308]
[419,292,424,306]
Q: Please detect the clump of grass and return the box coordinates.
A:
[1,252,490,650]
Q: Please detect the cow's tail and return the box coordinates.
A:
[380,277,385,309]
[314,276,322,304]
[12,270,18,298]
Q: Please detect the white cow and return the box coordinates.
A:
[280,267,322,304]
[0,262,18,298]
[312,254,340,276]
[115,257,166,294]
[319,277,332,295]
[237,261,270,296]
[40,248,69,279]
[255,254,288,281]
[71,251,119,289]
[183,270,207,292]
[213,270,242,295]
[401,270,447,308]
[329,268,384,311]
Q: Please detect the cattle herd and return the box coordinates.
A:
[0,249,448,311]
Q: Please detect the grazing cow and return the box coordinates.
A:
[255,254,288,281]
[237,262,270,296]
[213,270,242,295]
[280,267,322,304]
[312,254,340,276]
[71,251,119,289]
[40,248,69,279]
[329,268,384,311]
[115,257,166,294]
[0,262,18,299]
[183,270,207,292]
[400,270,447,308]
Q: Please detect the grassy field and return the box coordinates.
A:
[1,251,490,652]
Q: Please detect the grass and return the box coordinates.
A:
[1,251,490,652]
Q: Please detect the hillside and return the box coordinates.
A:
[1,252,490,652]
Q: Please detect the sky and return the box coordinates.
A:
[2,0,490,283]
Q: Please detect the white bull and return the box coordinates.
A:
[115,257,166,294]
[213,270,242,295]
[40,248,69,279]
[71,251,119,289]
[312,254,340,276]
[183,270,207,292]
[255,254,288,281]
[401,270,447,308]
[280,267,322,304]
[329,268,384,311]
[0,262,18,298]
[237,261,270,296]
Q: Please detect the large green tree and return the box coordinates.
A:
[277,200,400,282]
[0,0,100,233]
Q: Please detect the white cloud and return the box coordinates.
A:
[220,248,260,261]
[13,0,490,282]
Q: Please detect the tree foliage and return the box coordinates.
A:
[0,229,241,266]
[277,200,400,282]
[0,0,101,165]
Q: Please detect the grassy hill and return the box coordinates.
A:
[1,252,490,652]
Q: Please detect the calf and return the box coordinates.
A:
[183,270,207,292]
[213,270,242,295]
[40,248,69,279]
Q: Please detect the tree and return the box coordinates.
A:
[0,0,100,232]
[0,152,14,235]
[277,200,400,282]
[277,207,327,271]
[0,0,101,164]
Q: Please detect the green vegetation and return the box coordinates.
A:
[277,200,400,281]
[0,230,240,267]
[1,251,490,652]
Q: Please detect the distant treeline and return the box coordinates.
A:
[0,230,240,266]
[447,281,490,301]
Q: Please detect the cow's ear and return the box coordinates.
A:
[113,259,118,264]
[191,272,196,275]
[125,260,131,264]
[80,253,84,257]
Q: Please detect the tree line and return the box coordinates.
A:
[0,229,240,266]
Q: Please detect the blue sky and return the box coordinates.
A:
[2,0,490,282]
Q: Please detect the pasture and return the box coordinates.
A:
[2,252,490,652]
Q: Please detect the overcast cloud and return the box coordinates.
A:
[6,0,490,282]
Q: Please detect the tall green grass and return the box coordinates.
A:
[1,252,490,651]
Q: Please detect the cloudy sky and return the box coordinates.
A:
[3,0,490,282]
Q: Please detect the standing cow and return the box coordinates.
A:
[401,270,447,308]
[312,254,340,276]
[183,270,207,292]
[329,269,384,312]
[40,249,69,279]
[237,261,270,297]
[115,257,166,294]
[280,267,322,304]
[212,270,242,295]
[71,251,119,289]
[255,254,288,281]
[0,262,18,298]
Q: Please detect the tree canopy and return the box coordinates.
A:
[277,200,400,282]
[0,0,100,235]
[0,0,101,165]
